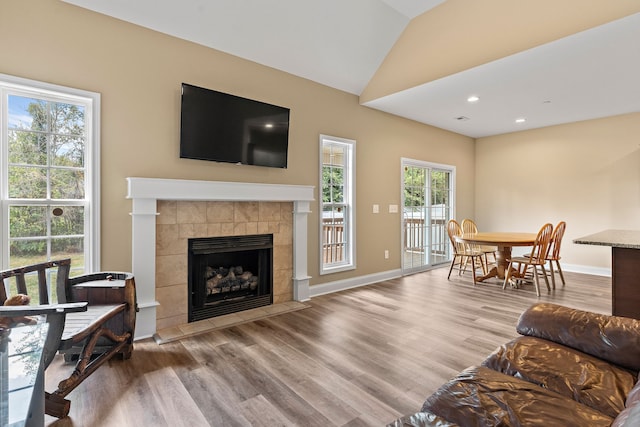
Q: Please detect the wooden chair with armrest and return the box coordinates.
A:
[447,219,486,285]
[503,223,554,296]
[0,259,137,418]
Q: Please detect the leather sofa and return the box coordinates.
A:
[389,303,640,427]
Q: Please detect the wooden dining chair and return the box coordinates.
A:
[447,219,486,285]
[546,221,567,288]
[461,219,496,271]
[503,223,554,296]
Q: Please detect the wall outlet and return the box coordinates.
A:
[384,250,389,259]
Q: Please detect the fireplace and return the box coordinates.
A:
[126,177,314,339]
[189,234,273,321]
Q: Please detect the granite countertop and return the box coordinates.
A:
[573,229,640,249]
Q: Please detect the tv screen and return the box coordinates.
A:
[180,83,290,168]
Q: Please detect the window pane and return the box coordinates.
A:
[9,206,47,237]
[50,169,85,199]
[8,166,47,198]
[8,96,48,131]
[51,206,84,236]
[52,135,85,167]
[8,130,47,165]
[9,239,47,266]
[50,102,85,135]
[52,237,84,261]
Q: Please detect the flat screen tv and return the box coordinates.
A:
[180,83,290,168]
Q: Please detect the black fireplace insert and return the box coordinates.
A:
[188,234,273,322]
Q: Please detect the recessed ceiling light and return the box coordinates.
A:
[265,123,273,128]
[515,117,526,123]
[467,95,480,103]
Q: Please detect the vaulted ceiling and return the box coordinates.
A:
[62,0,640,138]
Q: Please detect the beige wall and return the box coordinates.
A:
[475,113,640,270]
[0,0,474,285]
[362,0,640,103]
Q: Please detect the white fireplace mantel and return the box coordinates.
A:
[126,177,315,339]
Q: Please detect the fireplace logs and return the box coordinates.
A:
[205,266,259,295]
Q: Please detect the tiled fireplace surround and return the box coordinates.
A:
[127,177,315,339]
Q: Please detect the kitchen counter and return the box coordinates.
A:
[574,230,640,319]
[573,229,640,249]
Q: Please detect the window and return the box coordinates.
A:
[1,74,100,278]
[320,135,355,274]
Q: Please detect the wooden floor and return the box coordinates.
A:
[45,267,611,427]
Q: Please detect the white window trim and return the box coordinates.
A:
[0,73,101,271]
[319,134,356,275]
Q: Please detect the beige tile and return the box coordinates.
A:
[156,284,188,319]
[157,200,177,224]
[280,202,294,221]
[272,294,292,305]
[177,201,207,224]
[156,254,187,287]
[220,222,235,235]
[207,201,235,223]
[274,222,292,245]
[157,224,187,256]
[245,222,258,235]
[209,313,244,329]
[179,223,209,239]
[259,202,281,221]
[153,325,182,342]
[273,268,293,297]
[234,201,259,223]
[207,223,223,236]
[178,319,217,335]
[233,223,247,235]
[274,244,293,271]
[156,313,187,331]
[258,221,280,235]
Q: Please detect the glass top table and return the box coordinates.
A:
[1,322,48,427]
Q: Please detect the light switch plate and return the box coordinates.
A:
[373,204,379,214]
[388,204,398,213]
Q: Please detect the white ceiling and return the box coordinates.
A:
[62,0,640,138]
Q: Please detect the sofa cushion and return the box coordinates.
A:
[482,335,636,418]
[421,366,613,427]
[516,303,640,371]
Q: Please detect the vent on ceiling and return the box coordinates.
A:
[455,116,470,121]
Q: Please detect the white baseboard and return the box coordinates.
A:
[308,263,611,299]
[309,269,402,298]
[561,263,611,277]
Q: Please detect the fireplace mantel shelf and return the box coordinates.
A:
[126,177,315,339]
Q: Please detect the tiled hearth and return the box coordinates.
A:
[127,178,315,339]
[155,200,294,330]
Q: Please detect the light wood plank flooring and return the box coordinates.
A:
[45,267,611,427]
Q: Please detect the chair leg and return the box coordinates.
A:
[471,256,477,285]
[540,264,551,291]
[532,266,541,296]
[503,261,514,289]
[447,255,457,279]
[548,260,556,289]
[555,260,566,285]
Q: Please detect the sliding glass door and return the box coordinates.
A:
[401,159,455,275]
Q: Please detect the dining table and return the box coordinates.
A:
[455,231,537,282]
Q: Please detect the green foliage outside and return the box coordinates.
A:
[7,96,85,263]
[404,167,450,208]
